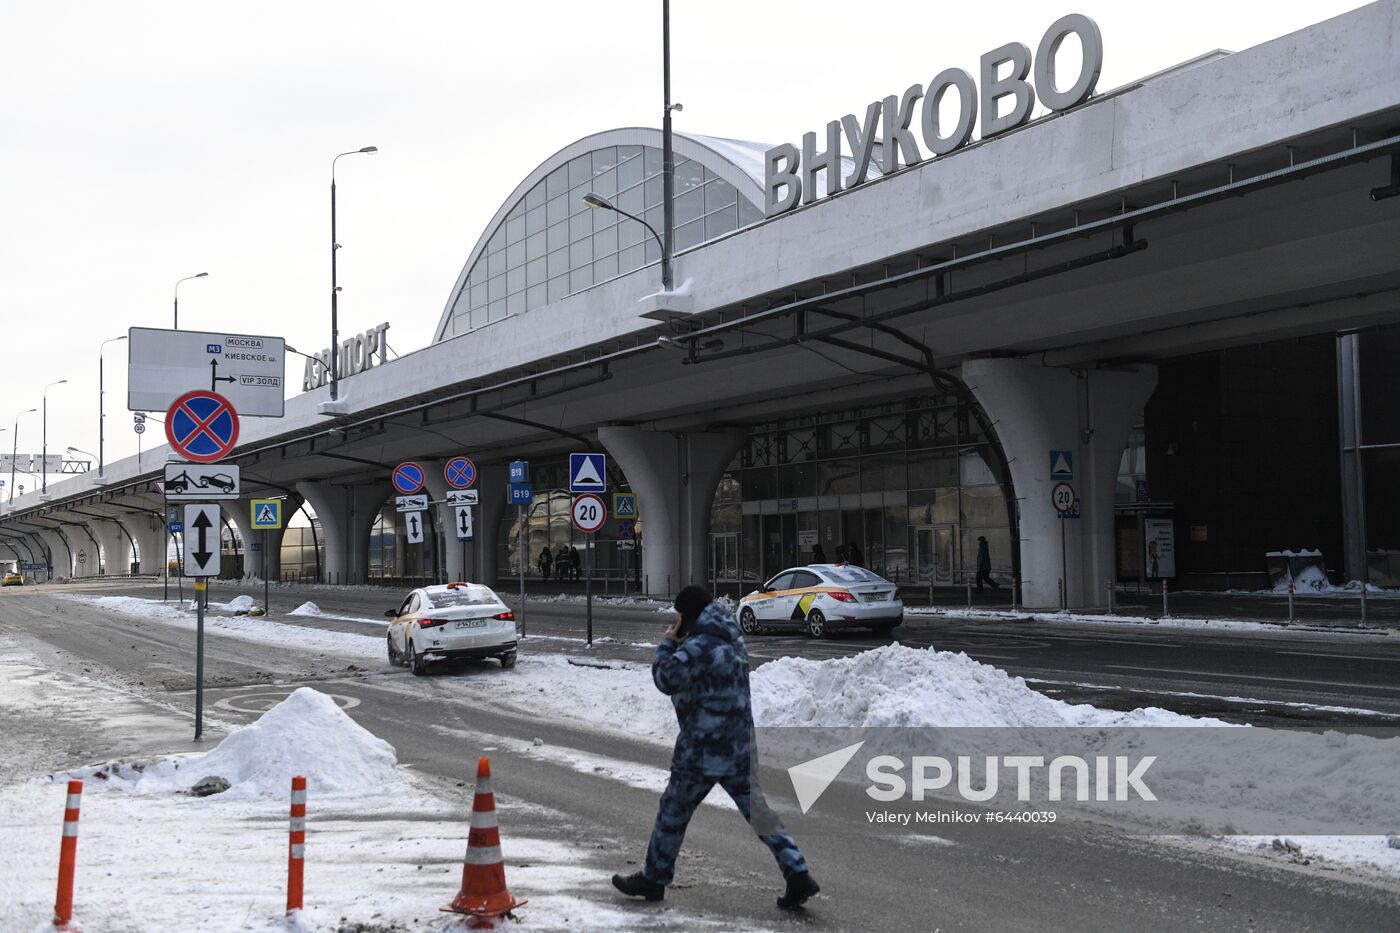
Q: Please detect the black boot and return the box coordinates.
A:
[777,871,820,909]
[612,871,665,902]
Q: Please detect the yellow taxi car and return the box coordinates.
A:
[737,564,903,638]
[2,572,24,586]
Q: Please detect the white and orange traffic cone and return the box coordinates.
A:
[442,757,526,922]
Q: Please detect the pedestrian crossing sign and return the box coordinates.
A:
[613,492,638,519]
[251,499,283,530]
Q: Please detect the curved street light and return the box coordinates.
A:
[99,335,127,477]
[42,380,67,495]
[329,146,378,402]
[10,408,35,504]
[173,272,208,330]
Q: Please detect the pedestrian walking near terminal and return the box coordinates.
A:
[976,535,999,592]
[612,585,820,910]
[537,547,552,579]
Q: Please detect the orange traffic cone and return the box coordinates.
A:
[443,757,526,922]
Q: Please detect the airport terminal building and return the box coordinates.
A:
[5,4,1400,609]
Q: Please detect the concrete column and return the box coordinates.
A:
[89,521,130,575]
[598,426,746,598]
[119,512,168,576]
[422,459,494,583]
[68,525,101,577]
[963,359,1157,611]
[36,527,72,579]
[295,481,385,584]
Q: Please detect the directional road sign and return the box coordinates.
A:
[392,461,426,495]
[571,493,607,533]
[251,499,283,529]
[183,504,222,576]
[454,506,474,541]
[569,453,607,493]
[445,490,479,506]
[613,492,638,519]
[507,483,532,506]
[166,391,239,463]
[444,456,477,489]
[404,511,425,544]
[164,463,240,500]
[395,494,428,513]
[128,327,286,417]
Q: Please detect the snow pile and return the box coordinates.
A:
[222,594,256,612]
[750,643,1211,729]
[62,688,401,798]
[289,600,321,616]
[1271,564,1331,593]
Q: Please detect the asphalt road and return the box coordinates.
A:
[127,577,1400,729]
[4,580,1400,932]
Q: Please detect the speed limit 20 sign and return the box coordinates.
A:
[1051,481,1077,515]
[570,493,607,533]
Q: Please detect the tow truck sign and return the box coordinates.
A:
[164,463,241,500]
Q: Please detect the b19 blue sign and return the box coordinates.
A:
[507,483,533,505]
[509,460,529,483]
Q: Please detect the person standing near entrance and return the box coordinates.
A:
[538,547,552,579]
[612,585,820,910]
[847,541,863,567]
[976,535,999,592]
[811,543,827,565]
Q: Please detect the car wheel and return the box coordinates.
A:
[739,607,759,636]
[386,633,400,665]
[409,639,428,676]
[499,651,517,670]
[806,609,829,639]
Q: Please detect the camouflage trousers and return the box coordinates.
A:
[643,769,809,885]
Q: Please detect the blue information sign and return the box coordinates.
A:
[507,483,533,505]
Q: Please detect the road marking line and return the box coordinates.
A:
[1102,663,1400,693]
[1273,650,1400,662]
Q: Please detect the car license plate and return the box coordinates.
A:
[862,593,887,603]
[454,619,488,629]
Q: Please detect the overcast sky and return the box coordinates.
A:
[0,0,1372,486]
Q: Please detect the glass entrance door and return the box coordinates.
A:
[710,533,739,582]
[914,524,959,584]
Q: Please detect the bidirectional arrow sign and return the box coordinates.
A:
[183,504,221,577]
[454,505,474,541]
[165,463,240,500]
[392,461,426,495]
[250,498,283,529]
[444,456,477,489]
[569,452,607,493]
[404,511,425,544]
[166,391,239,463]
[395,494,428,513]
[445,490,479,506]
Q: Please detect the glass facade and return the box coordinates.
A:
[444,144,765,337]
[715,395,1014,586]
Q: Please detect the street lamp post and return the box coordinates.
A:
[42,380,67,495]
[660,0,676,292]
[98,336,128,477]
[583,193,668,269]
[330,146,378,402]
[173,272,208,330]
[10,408,35,504]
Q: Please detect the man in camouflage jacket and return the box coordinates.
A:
[612,585,821,910]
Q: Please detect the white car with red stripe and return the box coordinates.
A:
[385,582,518,675]
[738,564,903,638]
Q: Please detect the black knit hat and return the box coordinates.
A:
[673,584,713,624]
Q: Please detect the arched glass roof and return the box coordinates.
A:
[435,129,768,341]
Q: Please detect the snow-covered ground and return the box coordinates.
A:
[904,602,1400,637]
[0,650,759,933]
[8,588,1388,930]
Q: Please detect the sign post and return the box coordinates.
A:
[251,499,284,614]
[1051,481,1077,611]
[183,502,222,741]
[508,462,530,638]
[572,493,607,646]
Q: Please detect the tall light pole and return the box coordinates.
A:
[98,335,127,478]
[42,380,67,495]
[330,146,378,401]
[10,409,34,504]
[173,272,208,330]
[660,0,677,292]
